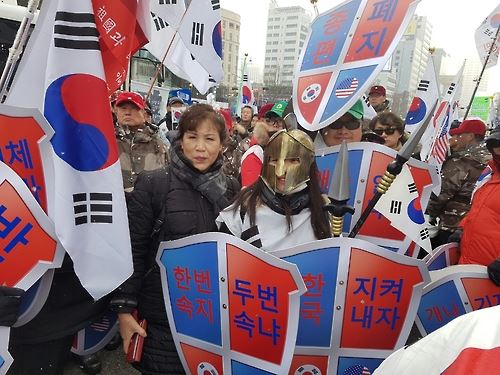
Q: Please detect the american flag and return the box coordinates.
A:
[90,316,111,332]
[343,364,371,375]
[428,105,451,168]
[335,77,359,98]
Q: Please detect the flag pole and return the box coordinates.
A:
[463,24,500,120]
[236,53,248,116]
[0,0,40,102]
[348,101,437,238]
[310,0,319,17]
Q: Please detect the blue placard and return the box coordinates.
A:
[231,360,275,374]
[160,241,221,345]
[337,356,384,375]
[284,247,339,347]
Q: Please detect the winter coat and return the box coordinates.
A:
[459,161,500,266]
[116,123,168,191]
[426,143,490,231]
[111,145,239,374]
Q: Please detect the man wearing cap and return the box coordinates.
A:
[158,96,186,131]
[426,119,490,246]
[368,85,390,114]
[315,99,364,148]
[115,91,167,192]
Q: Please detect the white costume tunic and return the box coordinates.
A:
[216,203,317,252]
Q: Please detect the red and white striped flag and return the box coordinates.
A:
[423,63,464,169]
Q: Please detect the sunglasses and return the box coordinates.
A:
[265,117,283,128]
[328,120,361,130]
[373,127,399,136]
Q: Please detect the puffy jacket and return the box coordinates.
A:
[116,123,168,191]
[112,151,238,374]
[426,143,490,231]
[459,161,500,265]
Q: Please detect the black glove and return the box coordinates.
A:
[487,259,500,286]
[0,286,24,327]
[448,228,463,243]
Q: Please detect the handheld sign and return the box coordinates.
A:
[294,0,421,130]
[423,242,460,271]
[270,237,430,375]
[415,265,500,336]
[71,311,119,356]
[157,232,306,374]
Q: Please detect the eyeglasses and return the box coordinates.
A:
[328,120,361,130]
[265,117,283,128]
[373,127,399,136]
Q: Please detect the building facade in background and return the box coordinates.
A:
[263,3,311,86]
[221,8,241,89]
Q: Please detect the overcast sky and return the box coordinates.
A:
[220,0,500,93]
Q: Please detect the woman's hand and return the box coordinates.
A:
[118,313,147,353]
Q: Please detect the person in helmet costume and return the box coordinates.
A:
[217,129,330,251]
[457,127,500,266]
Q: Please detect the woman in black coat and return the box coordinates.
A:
[110,104,239,375]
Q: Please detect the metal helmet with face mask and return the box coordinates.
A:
[261,129,315,194]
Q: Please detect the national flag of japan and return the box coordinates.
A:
[5,0,133,300]
[92,0,151,93]
[373,305,500,374]
[374,164,432,253]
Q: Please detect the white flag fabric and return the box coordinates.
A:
[361,94,378,121]
[150,0,186,29]
[146,12,216,94]
[475,4,500,70]
[6,0,132,300]
[420,63,464,165]
[405,57,440,134]
[374,305,500,374]
[375,164,432,253]
[177,0,223,82]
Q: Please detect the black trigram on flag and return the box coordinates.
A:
[54,12,100,50]
[408,183,417,194]
[191,22,204,46]
[417,80,430,92]
[420,228,430,240]
[241,225,262,249]
[211,0,220,10]
[159,0,177,4]
[208,75,216,83]
[390,200,402,215]
[447,83,456,95]
[362,94,372,107]
[243,74,249,82]
[73,193,113,226]
[151,12,169,32]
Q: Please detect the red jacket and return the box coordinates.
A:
[240,139,264,187]
[459,161,500,266]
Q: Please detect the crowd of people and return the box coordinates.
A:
[2,83,500,375]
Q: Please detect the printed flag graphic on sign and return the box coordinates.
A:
[293,0,421,131]
[5,0,133,300]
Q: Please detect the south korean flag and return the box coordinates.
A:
[375,164,432,253]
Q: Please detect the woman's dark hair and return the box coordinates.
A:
[177,104,227,143]
[369,112,405,133]
[231,161,331,240]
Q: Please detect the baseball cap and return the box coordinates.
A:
[369,85,386,97]
[265,100,287,118]
[347,99,364,120]
[115,92,145,109]
[449,119,486,137]
[168,97,185,106]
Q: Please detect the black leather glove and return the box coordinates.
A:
[0,286,24,327]
[448,228,463,243]
[487,259,500,286]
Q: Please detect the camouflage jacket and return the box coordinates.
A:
[426,143,491,231]
[116,123,168,191]
[222,133,252,180]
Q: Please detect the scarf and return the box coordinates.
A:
[170,143,231,212]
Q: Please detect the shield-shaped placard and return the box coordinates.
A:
[157,232,307,374]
